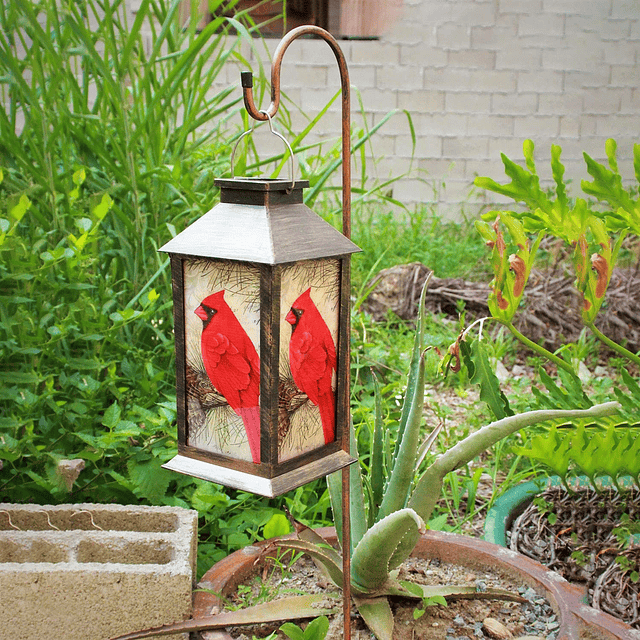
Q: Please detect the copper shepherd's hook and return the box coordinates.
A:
[241,25,353,639]
[240,25,351,240]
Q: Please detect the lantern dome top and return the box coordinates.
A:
[159,176,360,265]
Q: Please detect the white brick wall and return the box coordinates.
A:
[131,0,640,218]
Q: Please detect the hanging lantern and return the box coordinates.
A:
[160,123,360,497]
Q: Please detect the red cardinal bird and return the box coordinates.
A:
[285,288,337,444]
[195,291,261,463]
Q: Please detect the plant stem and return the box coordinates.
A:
[586,322,640,367]
[505,321,574,374]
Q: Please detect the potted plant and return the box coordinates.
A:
[111,283,625,640]
[472,138,640,631]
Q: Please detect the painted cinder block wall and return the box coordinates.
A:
[134,0,640,218]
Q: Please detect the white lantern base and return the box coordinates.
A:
[162,451,356,498]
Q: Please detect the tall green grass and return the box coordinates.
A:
[0,0,443,573]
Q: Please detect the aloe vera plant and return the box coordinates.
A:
[111,283,619,640]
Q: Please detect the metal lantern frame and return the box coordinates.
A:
[160,171,359,496]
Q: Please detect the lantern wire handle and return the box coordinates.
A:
[229,110,296,192]
[240,25,351,240]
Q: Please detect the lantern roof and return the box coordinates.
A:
[159,177,360,264]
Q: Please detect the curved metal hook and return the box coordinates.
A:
[240,25,351,239]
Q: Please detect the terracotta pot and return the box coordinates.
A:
[193,528,637,640]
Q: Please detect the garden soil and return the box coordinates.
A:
[225,553,556,640]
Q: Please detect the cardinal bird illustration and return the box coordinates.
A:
[195,291,261,463]
[285,288,337,444]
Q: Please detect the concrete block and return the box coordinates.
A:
[620,87,640,113]
[611,64,639,86]
[596,114,640,136]
[436,23,471,50]
[611,0,640,19]
[424,68,516,93]
[376,64,424,90]
[358,88,398,112]
[518,13,565,37]
[395,133,443,158]
[471,25,517,51]
[417,112,469,136]
[0,503,197,640]
[602,40,639,64]
[400,43,448,67]
[351,41,400,65]
[495,46,542,70]
[397,89,445,112]
[468,114,515,136]
[491,92,538,115]
[583,88,623,114]
[281,64,328,90]
[517,69,563,92]
[542,43,603,71]
[566,15,629,40]
[499,0,543,14]
[564,65,612,90]
[488,136,531,159]
[513,115,560,137]
[447,2,497,27]
[538,92,584,115]
[385,20,432,46]
[443,135,490,159]
[349,66,377,90]
[448,49,496,69]
[445,91,492,113]
[541,0,612,18]
[559,116,582,138]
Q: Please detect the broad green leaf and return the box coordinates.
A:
[10,194,31,222]
[128,457,172,503]
[263,513,290,539]
[102,402,121,429]
[467,339,512,420]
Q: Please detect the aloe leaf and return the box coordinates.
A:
[351,508,425,593]
[378,282,429,521]
[353,596,394,640]
[327,418,367,554]
[109,594,341,639]
[394,583,526,602]
[375,348,424,520]
[292,525,345,586]
[390,281,427,467]
[370,372,385,512]
[276,539,344,589]
[408,402,620,523]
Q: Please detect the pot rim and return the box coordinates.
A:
[194,528,638,640]
[484,475,639,547]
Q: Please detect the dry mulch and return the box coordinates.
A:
[362,262,640,354]
[509,485,640,629]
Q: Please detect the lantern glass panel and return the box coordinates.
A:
[183,257,261,463]
[279,258,340,462]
